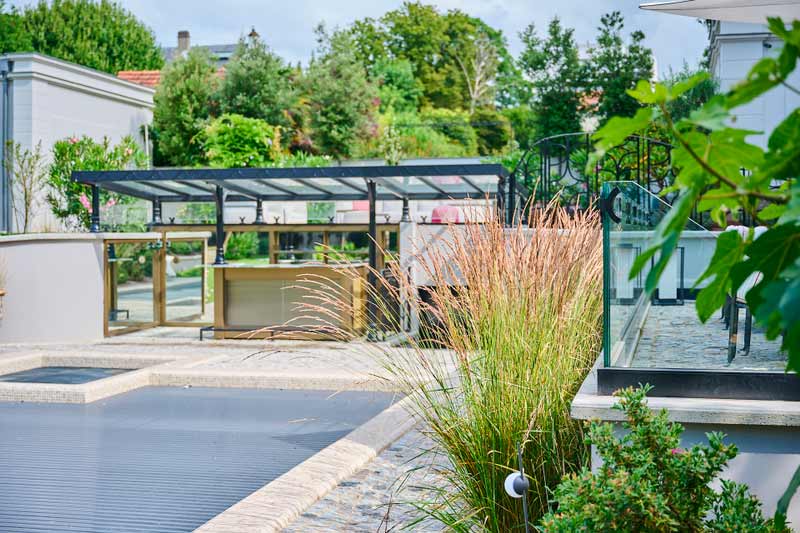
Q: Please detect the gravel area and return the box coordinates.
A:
[283,427,448,533]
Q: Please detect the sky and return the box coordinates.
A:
[11,0,710,77]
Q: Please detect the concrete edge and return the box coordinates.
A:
[193,395,417,533]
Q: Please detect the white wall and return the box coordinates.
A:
[2,54,154,233]
[0,234,106,343]
[710,22,800,148]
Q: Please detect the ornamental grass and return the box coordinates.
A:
[292,203,603,531]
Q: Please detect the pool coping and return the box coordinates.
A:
[194,394,416,533]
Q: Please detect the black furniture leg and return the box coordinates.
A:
[727,296,739,365]
[743,306,752,356]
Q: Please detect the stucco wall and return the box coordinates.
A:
[1,53,154,233]
[711,22,800,148]
[0,234,105,343]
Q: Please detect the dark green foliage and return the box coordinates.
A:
[471,108,512,155]
[501,106,537,150]
[153,48,219,166]
[541,386,786,532]
[0,1,32,54]
[519,18,583,139]
[19,0,162,73]
[217,34,298,133]
[304,26,378,159]
[47,135,145,230]
[586,11,654,123]
[225,232,259,260]
[420,107,477,154]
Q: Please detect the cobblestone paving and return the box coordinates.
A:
[632,302,786,371]
[284,427,448,533]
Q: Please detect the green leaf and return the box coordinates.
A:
[758,108,800,183]
[588,107,654,173]
[725,57,781,109]
[775,464,800,526]
[683,96,728,131]
[627,80,668,105]
[693,231,745,322]
[668,72,710,101]
[758,204,786,220]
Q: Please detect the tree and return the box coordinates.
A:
[152,48,219,166]
[3,141,47,233]
[20,0,162,74]
[372,58,422,113]
[452,32,499,114]
[199,114,281,168]
[349,2,513,111]
[217,33,298,133]
[0,1,31,54]
[586,11,654,123]
[471,108,512,155]
[303,26,378,159]
[519,18,583,139]
[664,63,718,122]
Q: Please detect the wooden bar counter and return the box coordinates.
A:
[212,263,366,339]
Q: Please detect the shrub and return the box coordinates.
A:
[471,107,512,155]
[300,206,603,530]
[48,135,145,230]
[225,232,258,260]
[200,113,281,168]
[540,385,788,533]
[420,107,478,153]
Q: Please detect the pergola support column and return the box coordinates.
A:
[401,197,411,222]
[152,198,162,225]
[367,179,378,340]
[254,198,264,224]
[508,171,517,225]
[214,185,226,265]
[89,185,100,232]
[497,177,506,225]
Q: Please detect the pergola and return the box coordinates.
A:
[639,0,800,22]
[73,163,516,270]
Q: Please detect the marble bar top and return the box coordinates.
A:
[210,262,366,270]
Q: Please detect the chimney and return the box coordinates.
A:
[177,30,190,52]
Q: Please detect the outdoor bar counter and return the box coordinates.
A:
[211,263,366,339]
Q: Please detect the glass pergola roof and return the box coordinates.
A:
[73,164,513,203]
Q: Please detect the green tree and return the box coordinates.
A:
[372,58,422,113]
[20,0,162,74]
[152,48,219,166]
[519,18,583,139]
[303,25,378,159]
[420,107,477,154]
[586,11,654,123]
[0,1,32,54]
[471,108,512,155]
[502,105,537,150]
[349,2,512,111]
[217,33,297,133]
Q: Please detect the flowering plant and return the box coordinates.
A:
[47,135,146,230]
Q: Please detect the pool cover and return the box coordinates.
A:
[0,386,396,532]
[0,366,132,384]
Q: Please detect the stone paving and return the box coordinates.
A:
[631,302,786,371]
[283,427,448,533]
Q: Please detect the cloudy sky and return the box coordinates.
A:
[12,0,710,76]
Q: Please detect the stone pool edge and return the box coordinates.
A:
[193,394,417,533]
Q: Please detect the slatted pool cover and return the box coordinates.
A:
[0,387,396,532]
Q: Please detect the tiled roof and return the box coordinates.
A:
[117,67,225,88]
[117,70,161,88]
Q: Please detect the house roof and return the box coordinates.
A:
[117,70,161,88]
[640,0,800,23]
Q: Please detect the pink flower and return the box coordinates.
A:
[670,448,684,455]
[105,198,116,207]
[371,97,381,107]
[124,147,133,157]
[79,193,92,212]
[69,136,79,144]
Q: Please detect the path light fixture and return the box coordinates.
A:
[503,444,532,533]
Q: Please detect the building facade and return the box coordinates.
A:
[0,53,154,233]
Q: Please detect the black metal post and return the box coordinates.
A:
[89,184,101,232]
[401,197,410,222]
[367,180,378,339]
[254,198,264,224]
[214,185,226,265]
[508,171,517,225]
[151,198,162,225]
[497,177,506,225]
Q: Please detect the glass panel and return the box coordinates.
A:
[277,232,324,263]
[602,181,787,371]
[226,232,271,265]
[165,240,209,323]
[107,242,155,330]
